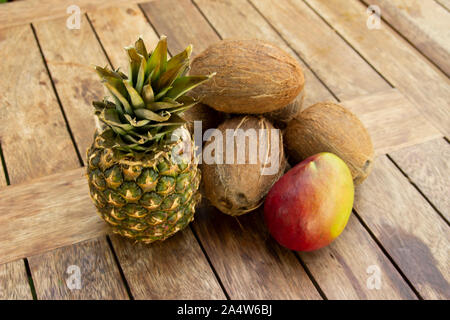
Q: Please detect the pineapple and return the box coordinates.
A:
[87,36,213,243]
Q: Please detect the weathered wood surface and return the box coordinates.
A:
[298,215,417,300]
[0,168,107,265]
[355,156,450,300]
[28,237,129,300]
[110,232,226,299]
[88,4,159,70]
[249,0,390,101]
[0,164,6,186]
[364,0,450,76]
[195,203,321,299]
[0,25,79,184]
[0,260,33,300]
[0,0,151,29]
[436,0,450,11]
[33,15,107,157]
[304,0,450,137]
[389,139,450,222]
[342,90,442,155]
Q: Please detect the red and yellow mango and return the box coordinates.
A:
[264,152,354,251]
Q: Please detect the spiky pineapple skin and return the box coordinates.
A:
[86,129,201,244]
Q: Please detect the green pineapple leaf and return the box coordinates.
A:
[166,74,215,100]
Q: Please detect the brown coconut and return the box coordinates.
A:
[190,39,304,114]
[264,90,305,127]
[202,116,286,216]
[182,102,224,135]
[284,102,374,184]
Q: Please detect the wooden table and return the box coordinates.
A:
[0,0,448,300]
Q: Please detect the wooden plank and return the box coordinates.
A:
[0,168,107,265]
[304,0,450,137]
[110,231,226,300]
[0,25,80,184]
[342,89,442,155]
[0,163,6,186]
[436,0,450,11]
[0,0,152,29]
[389,138,450,222]
[249,0,390,100]
[33,15,108,156]
[88,4,160,70]
[193,0,333,106]
[195,204,319,299]
[141,0,219,54]
[28,237,128,300]
[141,0,321,299]
[354,156,450,300]
[363,0,450,75]
[0,260,33,300]
[299,215,417,299]
[83,4,226,300]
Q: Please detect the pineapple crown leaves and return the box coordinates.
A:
[93,36,215,153]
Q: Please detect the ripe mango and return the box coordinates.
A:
[264,152,354,251]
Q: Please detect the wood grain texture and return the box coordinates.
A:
[88,4,160,70]
[28,237,128,300]
[436,0,450,11]
[355,156,450,300]
[364,0,450,75]
[141,0,220,55]
[110,231,226,300]
[142,0,321,300]
[299,215,416,300]
[249,0,390,100]
[342,89,442,155]
[193,0,333,106]
[194,203,320,299]
[0,260,33,300]
[305,0,450,137]
[0,25,79,184]
[0,168,108,265]
[0,167,6,186]
[33,15,108,157]
[0,0,152,29]
[389,138,450,222]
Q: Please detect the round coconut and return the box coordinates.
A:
[202,116,286,216]
[284,102,374,184]
[182,102,224,135]
[264,90,305,127]
[190,39,304,114]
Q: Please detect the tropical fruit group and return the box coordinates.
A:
[264,152,354,251]
[87,36,213,243]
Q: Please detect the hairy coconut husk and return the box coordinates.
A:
[202,116,286,216]
[285,102,374,184]
[265,91,305,127]
[190,39,304,114]
[182,102,224,135]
